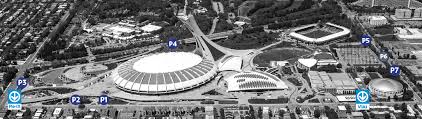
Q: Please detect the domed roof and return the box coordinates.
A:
[369,78,403,92]
[112,52,218,94]
[298,58,317,67]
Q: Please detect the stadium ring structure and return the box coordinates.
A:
[111,52,217,94]
[289,22,351,44]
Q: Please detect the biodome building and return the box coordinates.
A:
[111,14,254,94]
[368,78,404,99]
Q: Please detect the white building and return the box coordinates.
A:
[224,71,288,92]
[369,16,388,26]
[313,52,339,66]
[395,27,422,40]
[308,71,357,94]
[140,24,162,33]
[296,58,317,69]
[395,9,412,19]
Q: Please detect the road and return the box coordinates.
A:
[209,17,219,35]
[209,1,224,35]
[0,37,52,110]
[0,6,74,111]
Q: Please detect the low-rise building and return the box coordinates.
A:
[369,16,388,26]
[308,71,357,94]
[313,52,339,66]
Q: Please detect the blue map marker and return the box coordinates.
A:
[98,95,109,105]
[16,77,28,90]
[390,65,400,77]
[168,37,178,49]
[70,95,81,105]
[361,34,372,47]
[356,89,370,110]
[379,52,389,62]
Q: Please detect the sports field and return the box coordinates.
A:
[302,30,333,38]
[253,48,311,67]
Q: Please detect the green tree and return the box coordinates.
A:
[314,109,321,118]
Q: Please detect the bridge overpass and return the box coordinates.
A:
[182,30,235,43]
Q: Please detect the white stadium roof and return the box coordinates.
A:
[141,24,162,32]
[370,16,387,20]
[298,58,317,68]
[112,52,217,94]
[133,52,203,73]
[289,23,351,43]
[369,78,403,92]
[225,71,288,92]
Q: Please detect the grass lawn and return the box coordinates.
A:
[253,48,311,67]
[40,68,69,85]
[217,32,278,50]
[302,30,333,38]
[286,1,303,10]
[238,1,256,16]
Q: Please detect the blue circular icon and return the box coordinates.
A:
[69,95,81,105]
[361,34,372,47]
[357,91,369,102]
[16,77,28,90]
[390,65,400,77]
[167,37,178,49]
[8,91,21,103]
[379,52,389,62]
[98,95,109,105]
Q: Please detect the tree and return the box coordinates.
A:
[385,113,391,119]
[268,109,273,117]
[363,78,371,85]
[336,63,342,68]
[365,66,377,72]
[394,94,399,101]
[402,90,414,101]
[356,66,364,72]
[345,104,352,114]
[362,111,369,119]
[278,110,285,118]
[401,103,408,113]
[411,55,417,59]
[23,70,30,78]
[295,107,301,114]
[78,104,86,109]
[317,64,339,72]
[219,108,225,119]
[290,113,297,119]
[3,68,18,87]
[249,105,255,118]
[314,109,321,118]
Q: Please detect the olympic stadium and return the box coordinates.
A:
[111,52,218,94]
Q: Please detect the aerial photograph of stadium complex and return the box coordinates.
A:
[3,0,422,118]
